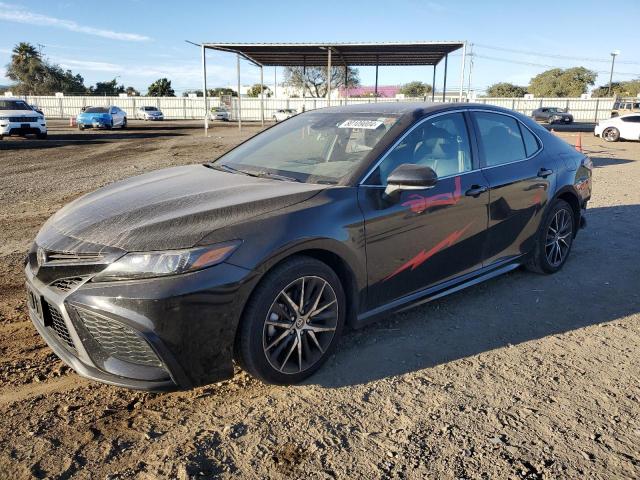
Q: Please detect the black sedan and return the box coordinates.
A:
[25,103,592,390]
[532,107,574,124]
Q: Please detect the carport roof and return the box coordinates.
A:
[201,41,465,67]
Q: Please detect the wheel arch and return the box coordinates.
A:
[552,186,581,236]
[232,244,362,358]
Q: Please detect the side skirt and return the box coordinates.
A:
[353,257,523,329]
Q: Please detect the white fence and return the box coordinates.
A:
[19,95,616,123]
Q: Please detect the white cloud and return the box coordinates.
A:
[0,2,150,41]
[56,58,122,73]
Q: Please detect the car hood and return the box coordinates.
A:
[1,109,40,117]
[36,165,326,252]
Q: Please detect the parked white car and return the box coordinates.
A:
[0,97,47,140]
[272,108,297,122]
[594,114,640,142]
[210,107,230,121]
[136,106,164,121]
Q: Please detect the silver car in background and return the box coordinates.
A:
[210,107,230,121]
[136,106,164,121]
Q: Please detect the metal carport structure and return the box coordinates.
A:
[195,41,467,134]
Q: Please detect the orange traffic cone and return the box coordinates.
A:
[69,116,76,127]
[575,133,582,153]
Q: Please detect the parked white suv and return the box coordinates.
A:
[0,97,47,140]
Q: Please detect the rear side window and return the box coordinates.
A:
[473,112,527,167]
[621,115,640,123]
[520,125,541,156]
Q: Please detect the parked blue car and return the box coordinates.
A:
[77,106,127,130]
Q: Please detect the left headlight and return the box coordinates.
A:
[92,241,241,282]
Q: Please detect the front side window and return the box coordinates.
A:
[368,112,473,185]
[213,111,401,184]
[473,112,527,167]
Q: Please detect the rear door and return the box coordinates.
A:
[470,111,554,266]
[618,115,640,140]
[359,111,490,309]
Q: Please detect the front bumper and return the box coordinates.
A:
[145,115,164,121]
[25,255,256,391]
[1,121,46,136]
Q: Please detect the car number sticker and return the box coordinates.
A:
[338,119,384,130]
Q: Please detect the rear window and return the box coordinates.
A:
[474,112,527,167]
[143,106,158,111]
[85,107,109,113]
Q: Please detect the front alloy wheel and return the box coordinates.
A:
[263,276,338,375]
[237,256,345,384]
[603,127,620,142]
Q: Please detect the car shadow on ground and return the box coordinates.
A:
[0,131,187,150]
[590,156,635,168]
[309,204,640,388]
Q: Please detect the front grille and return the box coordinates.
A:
[76,308,162,367]
[45,301,75,350]
[50,276,87,293]
[44,250,104,264]
[9,116,39,122]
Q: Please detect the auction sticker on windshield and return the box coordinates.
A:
[338,119,385,129]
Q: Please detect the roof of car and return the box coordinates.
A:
[316,102,512,116]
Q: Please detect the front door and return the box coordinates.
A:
[359,111,489,310]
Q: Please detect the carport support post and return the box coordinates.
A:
[260,66,264,126]
[327,48,332,106]
[201,45,208,136]
[458,42,467,101]
[431,65,436,102]
[344,64,349,104]
[237,54,242,130]
[374,56,379,103]
[442,53,448,102]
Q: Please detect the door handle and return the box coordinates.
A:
[537,168,554,178]
[465,185,488,197]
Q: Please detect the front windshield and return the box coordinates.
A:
[84,107,109,113]
[0,100,32,110]
[143,107,158,111]
[549,108,564,113]
[213,111,401,184]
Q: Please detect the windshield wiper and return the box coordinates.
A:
[206,163,261,178]
[253,171,301,182]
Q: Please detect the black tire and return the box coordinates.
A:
[78,125,85,131]
[236,256,345,385]
[547,117,555,125]
[603,127,620,142]
[526,199,575,274]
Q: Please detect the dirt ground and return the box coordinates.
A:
[0,120,638,479]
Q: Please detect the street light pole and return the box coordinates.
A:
[607,50,620,96]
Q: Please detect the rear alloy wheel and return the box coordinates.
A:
[603,127,620,142]
[122,118,127,129]
[527,199,574,274]
[237,256,345,384]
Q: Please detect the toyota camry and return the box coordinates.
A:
[25,103,592,390]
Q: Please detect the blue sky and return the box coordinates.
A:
[1,0,639,95]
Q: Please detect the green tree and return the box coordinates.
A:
[208,87,237,97]
[528,67,597,97]
[485,82,527,97]
[147,78,175,97]
[246,84,272,97]
[284,66,359,97]
[6,43,88,94]
[399,81,433,97]
[592,80,640,97]
[89,79,125,95]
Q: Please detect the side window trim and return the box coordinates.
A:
[470,110,544,169]
[359,109,475,186]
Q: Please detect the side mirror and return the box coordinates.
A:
[384,163,437,197]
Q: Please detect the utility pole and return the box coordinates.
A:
[607,50,620,96]
[466,43,474,99]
